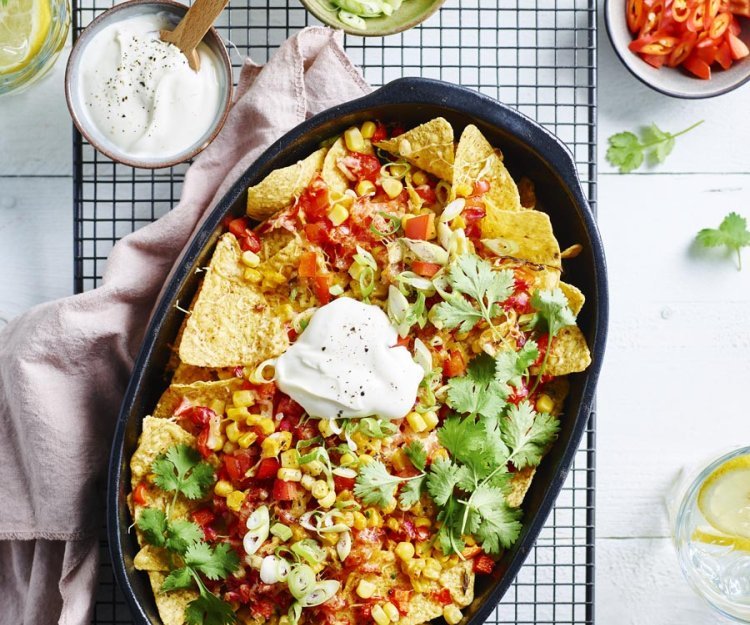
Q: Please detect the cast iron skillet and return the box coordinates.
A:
[109,77,608,625]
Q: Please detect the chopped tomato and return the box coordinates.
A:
[443,349,466,377]
[225,450,256,483]
[371,123,388,143]
[256,458,280,480]
[404,213,435,240]
[196,429,211,459]
[395,335,411,348]
[272,479,300,501]
[275,395,306,421]
[683,53,712,78]
[298,251,319,278]
[473,554,496,574]
[191,507,217,540]
[716,40,733,68]
[238,232,261,253]
[414,185,437,205]
[298,177,330,221]
[250,599,275,620]
[178,405,216,427]
[388,588,411,613]
[228,217,262,253]
[313,275,332,304]
[728,32,750,59]
[345,152,381,182]
[411,260,442,277]
[133,482,148,506]
[463,205,487,239]
[304,221,330,244]
[473,179,491,195]
[432,588,453,606]
[333,474,356,491]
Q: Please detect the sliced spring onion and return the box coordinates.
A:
[288,564,316,600]
[246,505,270,532]
[260,555,291,584]
[353,245,377,270]
[358,266,375,299]
[338,9,367,29]
[435,180,452,204]
[437,221,453,251]
[413,338,432,375]
[337,530,352,561]
[332,467,358,479]
[397,270,435,294]
[291,540,326,567]
[300,580,341,607]
[481,237,520,257]
[387,285,410,328]
[370,212,402,238]
[380,161,410,179]
[357,417,398,438]
[328,284,344,296]
[298,446,329,466]
[440,198,466,223]
[288,602,302,625]
[270,522,293,542]
[243,506,270,556]
[401,238,449,265]
[249,359,276,384]
[292,307,318,334]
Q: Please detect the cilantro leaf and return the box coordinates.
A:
[152,445,215,501]
[166,520,204,554]
[435,497,466,555]
[426,458,469,506]
[161,567,195,592]
[184,542,240,581]
[403,440,427,471]
[185,588,236,625]
[531,289,576,338]
[696,212,750,271]
[472,495,523,555]
[431,254,514,332]
[399,475,426,508]
[354,460,405,507]
[446,353,510,419]
[494,340,538,389]
[501,401,560,470]
[606,121,702,173]
[137,508,167,547]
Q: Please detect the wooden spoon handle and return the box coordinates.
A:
[161,0,229,69]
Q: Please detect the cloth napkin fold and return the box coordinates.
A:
[0,27,370,625]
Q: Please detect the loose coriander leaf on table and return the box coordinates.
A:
[606,120,703,173]
[696,212,750,270]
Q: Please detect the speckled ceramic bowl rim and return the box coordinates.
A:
[299,0,447,37]
[65,0,233,169]
[604,0,750,99]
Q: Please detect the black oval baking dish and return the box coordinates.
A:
[108,76,609,625]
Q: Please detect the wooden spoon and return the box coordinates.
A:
[160,0,229,71]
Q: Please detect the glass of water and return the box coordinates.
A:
[668,446,750,622]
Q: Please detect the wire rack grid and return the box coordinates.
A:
[72,1,597,623]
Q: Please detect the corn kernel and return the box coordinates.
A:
[382,178,404,199]
[301,474,315,490]
[342,511,355,527]
[422,410,439,431]
[360,121,377,140]
[210,399,226,416]
[257,418,275,435]
[412,170,428,186]
[244,268,262,283]
[320,531,339,545]
[404,559,425,577]
[245,413,263,426]
[356,180,376,197]
[352,511,367,530]
[277,468,302,482]
[536,393,555,414]
[222,441,238,454]
[318,419,338,438]
[238,432,257,449]
[241,250,260,268]
[432,447,449,462]
[344,127,365,153]
[463,534,476,547]
[226,422,242,443]
[226,490,245,512]
[279,616,292,625]
[227,407,250,422]
[365,508,383,528]
[312,480,330,500]
[302,459,325,476]
[382,497,397,514]
[455,183,472,198]
[406,411,427,433]
[387,518,401,532]
[414,516,432,528]
[416,541,433,558]
[357,579,376,599]
[444,605,463,625]
[340,452,356,467]
[280,449,299,468]
[395,542,415,561]
[383,602,399,623]
[328,204,349,226]
[372,605,390,625]
[358,454,374,466]
[423,557,442,580]
[214,480,233,497]
[261,437,281,459]
[232,390,255,408]
[319,489,336,508]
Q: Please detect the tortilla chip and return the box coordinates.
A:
[454,125,521,212]
[398,561,474,625]
[134,545,171,572]
[505,260,560,292]
[507,466,536,508]
[130,416,194,487]
[441,560,475,606]
[481,209,561,268]
[258,235,305,293]
[542,376,571,416]
[375,117,455,181]
[260,228,295,260]
[246,147,327,221]
[560,281,585,316]
[147,571,199,625]
[322,137,375,196]
[545,326,592,376]
[153,378,245,418]
[171,362,222,385]
[178,233,290,367]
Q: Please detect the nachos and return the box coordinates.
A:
[128,118,592,625]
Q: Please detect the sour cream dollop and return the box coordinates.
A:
[77,13,223,160]
[274,298,423,420]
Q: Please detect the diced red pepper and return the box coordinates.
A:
[432,588,453,606]
[275,395,306,421]
[272,479,300,501]
[404,213,435,240]
[414,185,437,205]
[228,216,254,238]
[443,349,466,377]
[133,482,148,506]
[371,123,388,143]
[333,474,356,491]
[313,275,332,304]
[196,429,211,459]
[256,458,281,481]
[473,554,496,574]
[304,221,330,244]
[298,177,330,221]
[298,251,319,278]
[411,260,442,277]
[224,450,256,484]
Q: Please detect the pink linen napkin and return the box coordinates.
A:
[0,26,370,625]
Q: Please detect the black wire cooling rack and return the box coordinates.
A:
[72,0,597,622]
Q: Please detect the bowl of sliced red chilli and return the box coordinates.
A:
[605,0,750,97]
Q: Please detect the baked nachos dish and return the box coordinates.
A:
[127,118,592,625]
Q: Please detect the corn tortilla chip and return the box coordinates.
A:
[171,362,224,385]
[542,376,571,416]
[454,125,522,212]
[178,233,290,368]
[153,378,245,418]
[134,545,171,572]
[322,137,375,196]
[507,466,536,508]
[545,326,592,376]
[130,416,195,488]
[375,117,455,182]
[560,281,585,316]
[246,147,327,221]
[481,209,561,268]
[147,571,199,625]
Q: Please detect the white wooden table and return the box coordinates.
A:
[1,3,749,621]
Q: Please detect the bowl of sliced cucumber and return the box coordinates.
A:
[300,0,445,36]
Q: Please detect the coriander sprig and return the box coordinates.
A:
[529,288,576,393]
[153,444,216,512]
[696,212,750,271]
[606,120,703,173]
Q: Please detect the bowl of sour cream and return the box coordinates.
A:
[65,0,233,169]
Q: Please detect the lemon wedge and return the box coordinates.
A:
[0,0,52,75]
[697,454,750,540]
[691,526,750,553]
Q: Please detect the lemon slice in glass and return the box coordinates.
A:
[0,0,52,75]
[697,454,750,540]
[692,525,750,553]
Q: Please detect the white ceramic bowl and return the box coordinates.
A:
[604,0,750,98]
